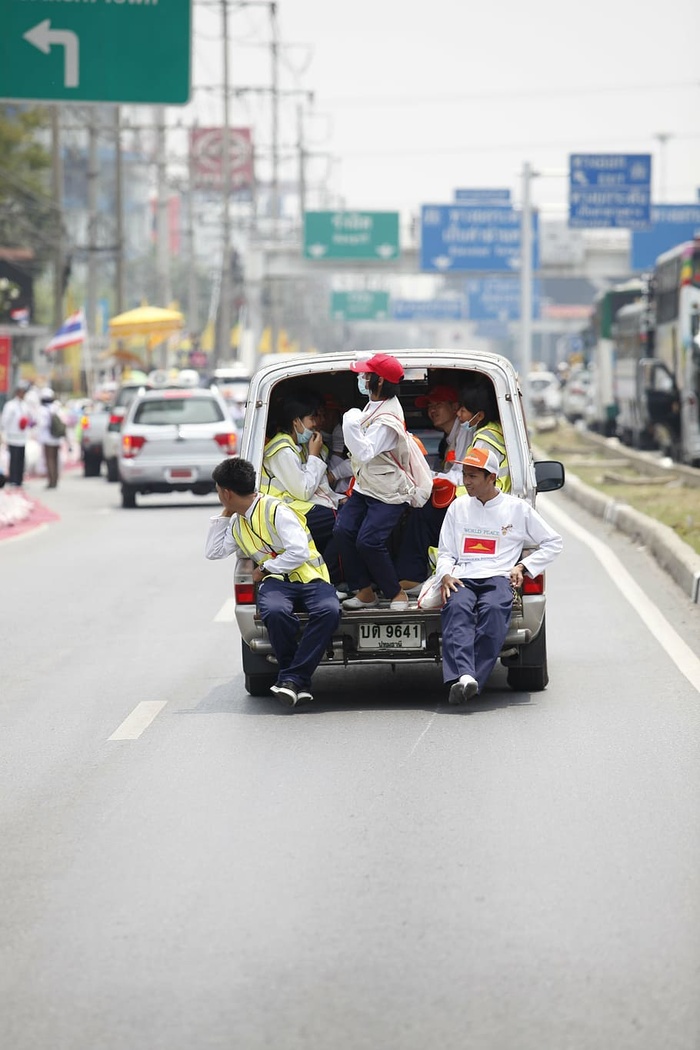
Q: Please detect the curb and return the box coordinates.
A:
[558,471,700,605]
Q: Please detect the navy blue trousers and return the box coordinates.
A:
[257,577,340,690]
[440,577,514,690]
[333,491,407,597]
[395,500,447,582]
[306,503,341,584]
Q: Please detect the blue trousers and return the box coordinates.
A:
[256,577,340,690]
[306,503,341,584]
[440,577,514,690]
[395,500,447,582]
[333,491,407,597]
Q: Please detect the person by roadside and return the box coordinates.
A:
[436,446,562,704]
[205,456,340,708]
[0,380,35,488]
[37,388,64,489]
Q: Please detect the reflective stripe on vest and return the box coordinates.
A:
[261,433,316,516]
[231,494,329,584]
[469,423,511,493]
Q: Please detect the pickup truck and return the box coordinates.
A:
[232,349,565,697]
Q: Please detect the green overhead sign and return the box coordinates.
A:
[305,211,400,261]
[0,0,191,104]
[331,291,390,321]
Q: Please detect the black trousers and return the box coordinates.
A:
[8,445,26,487]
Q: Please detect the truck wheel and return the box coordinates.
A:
[121,484,137,509]
[83,451,102,477]
[506,617,549,692]
[106,457,119,482]
[245,673,277,697]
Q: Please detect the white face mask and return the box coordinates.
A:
[296,425,314,445]
[357,375,370,397]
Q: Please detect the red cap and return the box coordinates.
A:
[415,385,459,408]
[350,353,404,384]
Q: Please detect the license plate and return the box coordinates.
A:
[169,469,194,480]
[357,622,425,650]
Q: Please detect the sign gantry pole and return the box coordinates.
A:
[520,161,535,421]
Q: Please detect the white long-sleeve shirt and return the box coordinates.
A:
[342,402,400,464]
[264,442,340,509]
[435,491,563,582]
[205,495,310,577]
[1,396,34,446]
[433,417,466,484]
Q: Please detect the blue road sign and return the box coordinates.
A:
[631,205,700,271]
[390,299,468,322]
[454,188,511,205]
[465,277,540,322]
[569,153,651,229]
[420,205,538,273]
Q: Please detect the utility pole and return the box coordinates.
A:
[187,140,198,338]
[520,161,535,420]
[84,110,99,396]
[654,132,672,203]
[155,106,171,308]
[216,0,233,369]
[50,106,65,333]
[114,105,125,314]
[269,0,280,357]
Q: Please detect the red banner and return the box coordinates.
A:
[190,127,254,192]
[0,336,11,396]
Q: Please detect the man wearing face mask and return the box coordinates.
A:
[334,353,414,611]
[457,382,511,494]
[394,384,468,591]
[262,394,341,567]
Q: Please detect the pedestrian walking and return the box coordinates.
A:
[0,380,35,488]
[37,388,65,488]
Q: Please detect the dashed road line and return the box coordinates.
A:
[108,701,167,741]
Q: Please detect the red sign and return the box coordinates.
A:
[190,128,254,192]
[0,336,11,395]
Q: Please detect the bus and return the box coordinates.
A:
[611,289,677,451]
[588,279,645,435]
[652,237,700,464]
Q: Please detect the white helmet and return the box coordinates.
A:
[40,387,55,401]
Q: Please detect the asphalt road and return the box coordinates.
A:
[1,474,699,1050]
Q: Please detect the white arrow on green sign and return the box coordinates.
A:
[305,211,400,261]
[331,291,390,321]
[1,0,191,104]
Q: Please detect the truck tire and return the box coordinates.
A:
[245,673,277,696]
[121,484,137,509]
[83,451,103,477]
[506,617,549,692]
[106,457,120,482]
[241,640,277,696]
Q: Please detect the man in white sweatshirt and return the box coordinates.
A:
[0,380,34,488]
[435,445,563,704]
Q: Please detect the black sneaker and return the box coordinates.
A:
[270,680,299,707]
[297,688,314,703]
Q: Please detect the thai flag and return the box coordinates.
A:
[10,306,30,325]
[45,310,86,353]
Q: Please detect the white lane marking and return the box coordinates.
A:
[214,597,236,622]
[108,701,167,741]
[540,495,700,693]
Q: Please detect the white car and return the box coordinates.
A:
[233,349,565,696]
[118,386,238,508]
[527,371,563,417]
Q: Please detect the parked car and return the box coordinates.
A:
[561,367,595,423]
[526,371,563,418]
[232,349,565,697]
[118,386,238,508]
[78,400,110,476]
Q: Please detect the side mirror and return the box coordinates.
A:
[535,459,565,493]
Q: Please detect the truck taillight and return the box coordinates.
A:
[522,573,544,595]
[109,410,125,426]
[214,432,238,454]
[122,434,146,458]
[234,582,255,604]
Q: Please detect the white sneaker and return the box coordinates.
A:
[342,594,378,610]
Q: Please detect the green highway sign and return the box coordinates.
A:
[331,291,390,321]
[305,211,400,261]
[0,0,191,105]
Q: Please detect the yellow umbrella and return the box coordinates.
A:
[108,305,184,341]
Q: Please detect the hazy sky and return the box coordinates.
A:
[186,0,700,219]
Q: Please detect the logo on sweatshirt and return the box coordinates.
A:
[462,536,496,555]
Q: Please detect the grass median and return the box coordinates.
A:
[532,420,700,557]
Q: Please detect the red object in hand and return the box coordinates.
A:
[19,417,28,430]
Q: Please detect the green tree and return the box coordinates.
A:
[0,105,61,274]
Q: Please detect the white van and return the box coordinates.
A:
[231,349,564,696]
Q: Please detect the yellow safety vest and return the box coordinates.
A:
[231,494,330,584]
[468,422,510,493]
[261,432,315,518]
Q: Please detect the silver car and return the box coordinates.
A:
[118,386,238,508]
